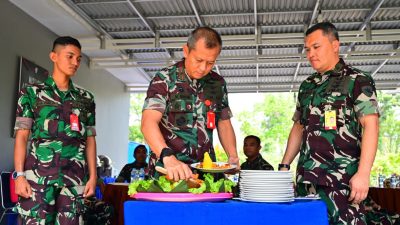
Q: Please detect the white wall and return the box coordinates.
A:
[0,0,129,173]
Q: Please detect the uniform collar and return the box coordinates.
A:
[177,59,212,86]
[313,58,345,84]
[322,58,345,76]
[246,154,263,164]
[44,76,79,94]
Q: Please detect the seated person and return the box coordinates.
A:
[116,145,148,182]
[240,135,274,170]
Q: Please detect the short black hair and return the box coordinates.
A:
[244,135,261,146]
[134,145,146,156]
[305,22,339,41]
[52,36,81,51]
[187,26,222,51]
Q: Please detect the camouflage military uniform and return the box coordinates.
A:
[364,196,400,225]
[240,154,274,170]
[293,58,380,225]
[82,196,113,225]
[143,60,232,169]
[13,76,96,224]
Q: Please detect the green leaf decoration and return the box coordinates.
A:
[170,180,188,193]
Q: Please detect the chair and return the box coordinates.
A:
[0,171,17,223]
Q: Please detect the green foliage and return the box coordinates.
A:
[237,93,296,167]
[214,143,228,162]
[377,91,400,154]
[129,93,145,143]
[371,91,400,184]
[236,91,400,185]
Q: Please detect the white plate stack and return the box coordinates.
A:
[239,170,294,202]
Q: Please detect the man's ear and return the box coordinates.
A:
[182,44,189,58]
[257,145,262,151]
[332,40,340,54]
[49,51,57,63]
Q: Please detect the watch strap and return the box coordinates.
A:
[159,147,175,163]
[12,171,26,180]
[278,163,290,170]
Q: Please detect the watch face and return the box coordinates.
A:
[12,171,25,180]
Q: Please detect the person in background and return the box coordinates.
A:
[280,22,379,225]
[13,36,97,224]
[141,26,239,181]
[116,145,148,182]
[241,135,274,170]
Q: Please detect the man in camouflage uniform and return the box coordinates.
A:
[280,22,380,225]
[13,36,97,225]
[241,135,274,170]
[141,27,239,181]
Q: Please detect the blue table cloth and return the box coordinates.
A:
[124,199,328,225]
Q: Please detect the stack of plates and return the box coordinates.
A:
[239,170,294,202]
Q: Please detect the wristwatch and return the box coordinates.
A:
[159,147,176,163]
[278,164,290,170]
[12,171,26,180]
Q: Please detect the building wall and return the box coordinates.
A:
[0,0,129,173]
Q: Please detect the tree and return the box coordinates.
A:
[235,91,400,183]
[370,91,400,183]
[237,93,296,167]
[377,92,400,154]
[129,93,145,143]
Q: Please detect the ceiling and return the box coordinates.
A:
[10,0,400,93]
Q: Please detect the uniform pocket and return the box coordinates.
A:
[168,99,194,129]
[44,119,59,137]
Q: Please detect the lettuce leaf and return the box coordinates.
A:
[128,174,235,195]
[128,180,154,195]
[223,179,236,193]
[156,176,172,192]
[188,182,206,194]
[210,179,224,193]
[170,180,188,192]
[203,173,236,193]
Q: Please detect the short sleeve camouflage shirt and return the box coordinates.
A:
[293,58,380,188]
[240,154,274,171]
[143,60,232,163]
[14,76,96,186]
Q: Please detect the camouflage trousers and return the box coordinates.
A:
[364,196,400,225]
[13,183,85,225]
[365,211,400,225]
[82,197,113,225]
[296,183,366,225]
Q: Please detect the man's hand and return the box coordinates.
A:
[15,176,32,198]
[226,156,240,173]
[163,156,193,181]
[83,178,97,198]
[348,171,370,204]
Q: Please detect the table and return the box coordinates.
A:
[102,183,130,225]
[124,199,329,225]
[369,187,400,214]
